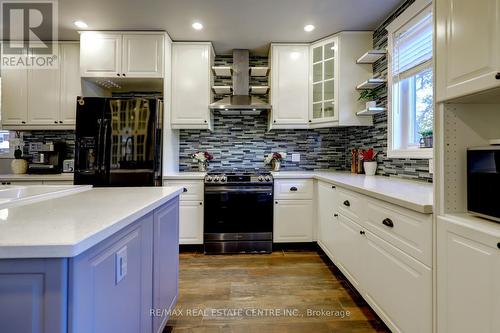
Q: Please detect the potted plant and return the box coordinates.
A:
[11,147,28,175]
[358,89,380,109]
[191,151,213,172]
[359,148,378,176]
[419,129,433,148]
[264,152,287,171]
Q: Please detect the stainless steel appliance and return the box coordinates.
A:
[74,97,163,187]
[204,169,273,254]
[467,147,500,222]
[27,142,65,174]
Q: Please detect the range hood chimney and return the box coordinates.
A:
[209,49,271,112]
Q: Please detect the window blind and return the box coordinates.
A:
[393,11,433,77]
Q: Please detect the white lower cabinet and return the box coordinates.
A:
[179,201,204,245]
[437,216,500,333]
[317,182,337,259]
[273,199,313,242]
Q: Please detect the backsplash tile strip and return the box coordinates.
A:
[19,131,75,160]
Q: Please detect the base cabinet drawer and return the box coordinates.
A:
[273,200,313,242]
[274,179,313,200]
[337,187,364,223]
[179,201,204,245]
[363,230,432,333]
[164,180,203,201]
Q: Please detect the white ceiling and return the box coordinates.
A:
[59,0,405,55]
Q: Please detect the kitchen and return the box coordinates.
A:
[0,0,499,332]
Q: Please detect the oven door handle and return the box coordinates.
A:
[205,187,273,194]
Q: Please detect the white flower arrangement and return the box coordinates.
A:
[264,152,287,165]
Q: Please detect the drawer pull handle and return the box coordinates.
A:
[334,213,338,217]
[183,187,188,193]
[343,200,350,207]
[382,218,394,228]
[290,186,298,192]
[360,230,365,235]
[331,185,336,189]
[496,73,500,80]
[497,243,500,249]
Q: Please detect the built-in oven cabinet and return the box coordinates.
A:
[273,179,314,243]
[164,180,204,245]
[437,215,500,333]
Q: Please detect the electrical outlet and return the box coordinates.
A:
[115,246,128,284]
[292,153,300,162]
[428,159,434,174]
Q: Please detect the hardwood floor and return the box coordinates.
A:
[164,249,390,333]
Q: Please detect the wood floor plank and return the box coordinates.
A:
[164,250,390,333]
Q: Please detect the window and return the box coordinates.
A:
[387,0,433,159]
[0,131,9,153]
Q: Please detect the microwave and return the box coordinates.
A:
[467,147,500,222]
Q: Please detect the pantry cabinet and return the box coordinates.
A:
[1,43,80,129]
[80,32,164,78]
[436,0,500,101]
[437,216,500,333]
[170,42,214,130]
[269,44,310,129]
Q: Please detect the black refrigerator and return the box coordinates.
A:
[74,97,163,187]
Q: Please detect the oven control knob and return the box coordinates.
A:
[214,176,220,182]
[221,176,227,182]
[258,176,264,182]
[206,176,212,182]
[265,176,271,182]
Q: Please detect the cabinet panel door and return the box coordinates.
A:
[27,64,60,125]
[59,43,81,125]
[364,230,432,333]
[317,181,337,258]
[153,199,180,333]
[330,214,365,289]
[436,0,500,101]
[437,218,500,333]
[273,200,313,242]
[270,44,310,126]
[1,68,28,125]
[80,33,122,77]
[179,201,204,245]
[122,34,164,78]
[171,43,211,126]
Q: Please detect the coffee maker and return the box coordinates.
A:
[27,142,66,174]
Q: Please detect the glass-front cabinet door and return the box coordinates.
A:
[310,37,338,124]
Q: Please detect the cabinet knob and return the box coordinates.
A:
[275,201,278,204]
[199,202,202,205]
[343,200,350,207]
[54,121,58,124]
[496,73,500,80]
[334,213,338,217]
[21,121,26,124]
[360,230,365,235]
[204,120,207,123]
[308,120,312,123]
[382,218,394,228]
[273,120,276,123]
[331,185,336,189]
[59,121,63,124]
[183,187,188,193]
[497,243,500,249]
[290,186,298,192]
[117,73,121,76]
[122,73,126,77]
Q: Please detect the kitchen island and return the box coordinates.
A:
[0,186,183,333]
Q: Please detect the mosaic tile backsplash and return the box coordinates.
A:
[19,131,75,160]
[180,0,432,182]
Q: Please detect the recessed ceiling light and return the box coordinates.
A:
[304,24,315,32]
[192,22,203,30]
[74,20,88,29]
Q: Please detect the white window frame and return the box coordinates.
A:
[387,0,433,159]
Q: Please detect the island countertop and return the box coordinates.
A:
[0,186,183,259]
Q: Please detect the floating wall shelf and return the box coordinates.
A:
[212,86,232,94]
[250,86,269,95]
[356,107,387,116]
[356,78,386,90]
[356,50,387,64]
[250,67,269,77]
[212,66,232,77]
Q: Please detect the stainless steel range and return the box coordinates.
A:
[204,169,273,254]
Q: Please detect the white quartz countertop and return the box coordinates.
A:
[0,173,74,181]
[272,170,433,214]
[0,186,183,259]
[163,172,207,180]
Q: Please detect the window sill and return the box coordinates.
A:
[387,148,433,159]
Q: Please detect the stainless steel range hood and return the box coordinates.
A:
[209,49,271,112]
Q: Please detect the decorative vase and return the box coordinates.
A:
[198,162,207,172]
[11,159,28,174]
[271,160,281,172]
[363,161,377,176]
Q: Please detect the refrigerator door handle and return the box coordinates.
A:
[101,119,109,172]
[96,118,103,172]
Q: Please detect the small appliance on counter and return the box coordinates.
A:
[27,142,66,174]
[467,146,500,222]
[62,159,74,173]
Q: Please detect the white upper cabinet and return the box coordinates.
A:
[1,43,81,129]
[171,42,214,130]
[436,0,500,101]
[269,44,310,128]
[122,34,164,78]
[80,32,164,78]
